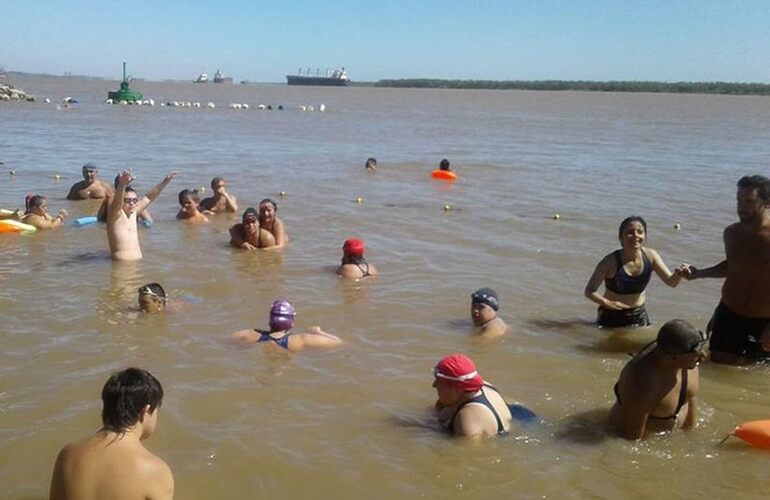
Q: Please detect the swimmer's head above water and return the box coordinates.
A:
[82,163,98,181]
[433,353,485,405]
[365,158,377,170]
[655,319,706,367]
[618,215,647,245]
[471,287,499,326]
[258,199,277,223]
[342,238,366,264]
[25,194,47,214]
[439,158,451,171]
[138,283,167,314]
[101,367,164,434]
[269,299,296,332]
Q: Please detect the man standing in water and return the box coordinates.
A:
[107,170,176,261]
[682,175,770,364]
[67,163,115,200]
[49,368,174,500]
[198,176,238,213]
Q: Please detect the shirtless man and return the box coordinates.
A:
[67,163,115,200]
[258,198,289,249]
[682,175,770,364]
[97,174,153,225]
[470,288,508,338]
[433,353,514,438]
[229,207,275,249]
[49,368,173,500]
[107,170,176,261]
[176,189,208,224]
[198,177,238,214]
[609,319,704,440]
[337,238,378,278]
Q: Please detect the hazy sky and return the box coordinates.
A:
[3,0,770,83]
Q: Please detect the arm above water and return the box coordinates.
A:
[138,171,178,212]
[647,248,684,287]
[290,326,343,350]
[584,254,629,310]
[681,260,727,280]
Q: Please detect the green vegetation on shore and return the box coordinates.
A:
[369,79,770,95]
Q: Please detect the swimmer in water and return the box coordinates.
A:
[20,195,67,229]
[176,189,208,223]
[439,158,451,171]
[584,216,686,328]
[198,176,238,214]
[229,207,276,250]
[470,288,508,338]
[258,198,289,250]
[337,238,378,278]
[609,319,704,440]
[230,299,343,352]
[97,174,153,225]
[67,163,115,200]
[138,283,167,314]
[107,170,177,261]
[433,353,514,438]
[49,368,174,500]
[365,157,377,171]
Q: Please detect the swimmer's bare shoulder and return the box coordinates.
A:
[50,434,174,500]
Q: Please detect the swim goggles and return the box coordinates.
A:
[138,286,167,301]
[433,366,479,382]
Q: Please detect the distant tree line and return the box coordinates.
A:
[369,79,770,95]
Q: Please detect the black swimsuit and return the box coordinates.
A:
[448,384,507,436]
[604,250,652,295]
[355,262,371,277]
[614,369,688,421]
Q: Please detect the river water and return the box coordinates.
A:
[2,75,770,498]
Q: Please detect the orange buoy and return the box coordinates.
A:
[732,420,770,448]
[431,169,457,182]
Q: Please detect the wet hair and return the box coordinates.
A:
[439,158,450,171]
[365,158,377,169]
[242,207,258,220]
[101,368,164,433]
[178,189,200,205]
[737,175,770,203]
[114,174,136,193]
[210,176,224,189]
[259,198,277,211]
[618,215,647,240]
[25,194,46,214]
[345,255,366,265]
[138,282,167,300]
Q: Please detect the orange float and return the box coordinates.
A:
[722,420,770,448]
[0,219,36,233]
[431,169,457,182]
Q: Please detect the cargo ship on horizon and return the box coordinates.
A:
[286,67,349,87]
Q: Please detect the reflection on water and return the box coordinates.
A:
[3,76,770,498]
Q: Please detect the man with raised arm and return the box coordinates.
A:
[107,170,177,261]
[682,175,770,364]
[49,368,174,500]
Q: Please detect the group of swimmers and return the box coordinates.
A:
[5,160,767,497]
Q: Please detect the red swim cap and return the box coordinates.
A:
[343,238,365,257]
[434,354,485,392]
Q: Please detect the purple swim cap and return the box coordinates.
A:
[269,299,296,331]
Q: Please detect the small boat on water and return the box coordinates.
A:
[213,70,233,84]
[194,72,208,83]
[286,67,349,87]
[107,62,142,103]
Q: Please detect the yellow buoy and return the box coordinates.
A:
[553,213,561,220]
[674,223,682,230]
[199,186,206,193]
[279,191,286,197]
[355,197,363,204]
[444,204,452,211]
[54,174,61,180]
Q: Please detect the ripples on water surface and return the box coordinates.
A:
[2,76,770,498]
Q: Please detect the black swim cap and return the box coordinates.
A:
[471,288,499,311]
[657,319,706,354]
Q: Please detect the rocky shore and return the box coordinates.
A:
[0,81,35,101]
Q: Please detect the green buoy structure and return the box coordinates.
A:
[108,62,142,103]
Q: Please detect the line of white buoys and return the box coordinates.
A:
[207,102,215,108]
[299,104,325,112]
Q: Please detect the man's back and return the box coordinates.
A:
[50,432,174,500]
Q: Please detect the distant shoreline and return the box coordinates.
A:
[5,71,770,96]
[365,79,770,95]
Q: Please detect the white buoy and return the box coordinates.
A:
[206,102,215,108]
[308,105,314,111]
[242,103,249,109]
[319,104,326,112]
[192,102,200,107]
[44,97,52,104]
[258,104,266,110]
[300,105,307,111]
[105,98,113,104]
[148,98,155,106]
[119,100,128,105]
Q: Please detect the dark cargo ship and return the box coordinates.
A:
[286,67,349,87]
